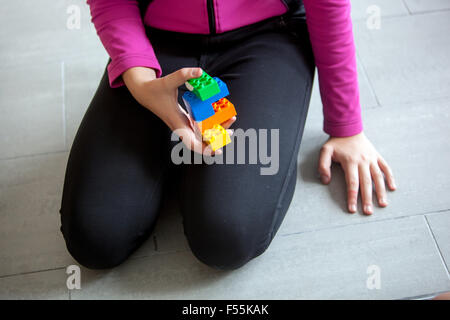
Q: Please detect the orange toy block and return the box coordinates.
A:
[195,98,237,133]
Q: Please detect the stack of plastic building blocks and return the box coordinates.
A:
[182,71,237,151]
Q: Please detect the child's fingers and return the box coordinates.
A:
[359,164,373,215]
[202,142,221,156]
[378,156,396,190]
[221,116,237,129]
[318,145,333,184]
[165,67,203,88]
[370,162,388,207]
[343,162,359,213]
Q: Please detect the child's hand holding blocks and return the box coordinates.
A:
[185,71,221,101]
[182,71,236,152]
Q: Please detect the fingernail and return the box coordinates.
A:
[349,204,357,213]
[380,198,388,206]
[392,181,397,189]
[364,205,373,214]
[192,68,200,76]
[320,175,329,184]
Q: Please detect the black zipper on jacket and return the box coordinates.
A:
[206,0,216,34]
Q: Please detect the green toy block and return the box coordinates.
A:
[185,71,220,101]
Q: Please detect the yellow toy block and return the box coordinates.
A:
[202,124,231,151]
[196,98,237,133]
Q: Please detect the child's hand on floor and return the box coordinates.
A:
[318,132,396,215]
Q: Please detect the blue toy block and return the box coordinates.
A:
[182,77,230,121]
[182,93,215,121]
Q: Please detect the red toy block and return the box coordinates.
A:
[196,98,237,133]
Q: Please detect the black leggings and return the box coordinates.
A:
[59,13,315,270]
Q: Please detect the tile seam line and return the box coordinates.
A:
[61,60,67,150]
[0,253,175,279]
[133,209,450,258]
[0,266,66,280]
[131,249,190,260]
[279,208,450,237]
[353,13,410,22]
[355,50,380,107]
[0,149,68,162]
[374,7,450,19]
[0,253,172,279]
[382,95,450,107]
[409,8,450,16]
[353,9,450,23]
[46,209,450,264]
[424,215,450,278]
[401,0,412,15]
[2,209,449,279]
[369,95,450,110]
[1,94,448,161]
[1,218,449,277]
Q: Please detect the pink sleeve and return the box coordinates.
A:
[87,0,162,88]
[303,0,363,137]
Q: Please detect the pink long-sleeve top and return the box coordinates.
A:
[87,0,362,137]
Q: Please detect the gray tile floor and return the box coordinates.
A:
[0,0,449,300]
